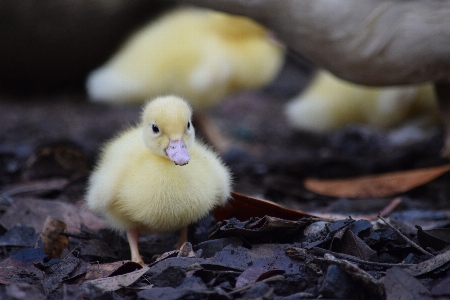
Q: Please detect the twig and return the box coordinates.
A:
[377,214,433,257]
[311,197,402,221]
[362,197,402,221]
[62,243,82,260]
[0,179,70,207]
[60,231,91,239]
[308,247,415,268]
[2,178,69,197]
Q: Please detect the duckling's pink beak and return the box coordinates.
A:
[165,139,190,166]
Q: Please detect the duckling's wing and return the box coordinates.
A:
[85,128,144,213]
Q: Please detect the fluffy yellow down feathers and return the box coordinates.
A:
[86,7,284,111]
[85,96,231,265]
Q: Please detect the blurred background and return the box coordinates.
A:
[0,1,174,92]
[0,0,447,215]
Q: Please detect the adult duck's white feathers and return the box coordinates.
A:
[85,96,231,264]
[177,0,450,86]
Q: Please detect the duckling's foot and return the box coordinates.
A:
[174,226,188,249]
[126,228,145,266]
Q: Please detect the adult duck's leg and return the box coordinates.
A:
[193,111,230,154]
[126,228,144,265]
[435,82,450,157]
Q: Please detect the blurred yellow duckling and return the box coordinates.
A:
[285,70,439,133]
[86,6,284,152]
[85,95,232,265]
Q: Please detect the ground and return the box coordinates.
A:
[1,56,450,299]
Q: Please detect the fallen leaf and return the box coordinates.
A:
[4,283,45,300]
[213,192,317,221]
[331,230,378,262]
[0,225,39,247]
[235,266,284,289]
[0,246,46,285]
[147,266,186,288]
[211,244,299,275]
[406,248,450,276]
[210,216,316,243]
[417,226,450,251]
[304,164,450,198]
[84,261,142,281]
[76,237,118,261]
[235,267,267,289]
[195,237,244,258]
[319,265,362,299]
[0,197,107,233]
[40,216,68,259]
[431,275,450,297]
[322,254,384,297]
[137,286,215,300]
[40,256,82,295]
[384,267,432,300]
[347,219,373,236]
[146,257,221,276]
[237,281,276,298]
[81,266,149,292]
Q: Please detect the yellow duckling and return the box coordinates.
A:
[86,6,284,152]
[87,7,283,109]
[285,70,439,133]
[85,95,232,265]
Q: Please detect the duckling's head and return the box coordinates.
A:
[141,96,195,165]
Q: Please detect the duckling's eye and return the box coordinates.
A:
[187,121,191,130]
[151,124,159,134]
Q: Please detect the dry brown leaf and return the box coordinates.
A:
[212,192,317,221]
[303,164,450,198]
[84,261,143,281]
[40,216,68,259]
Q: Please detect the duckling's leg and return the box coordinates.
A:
[126,228,144,265]
[193,112,230,153]
[175,226,188,249]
